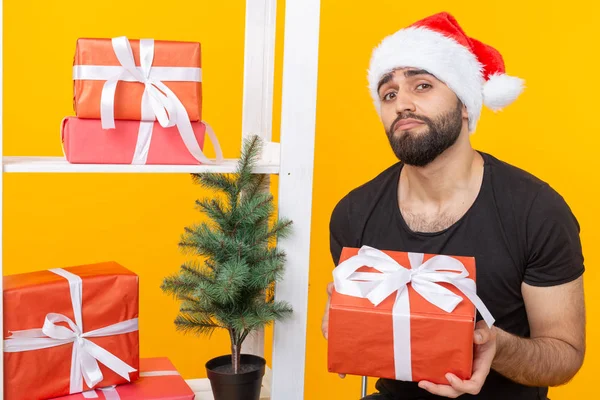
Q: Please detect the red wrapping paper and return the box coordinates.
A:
[61,117,206,165]
[73,38,202,122]
[3,262,139,400]
[51,358,195,400]
[327,247,477,384]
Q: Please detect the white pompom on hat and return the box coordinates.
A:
[367,12,524,133]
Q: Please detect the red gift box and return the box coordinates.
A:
[69,36,223,166]
[327,246,494,384]
[51,358,195,400]
[3,263,140,400]
[61,116,208,165]
[73,37,202,122]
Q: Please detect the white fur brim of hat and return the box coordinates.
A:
[367,26,524,133]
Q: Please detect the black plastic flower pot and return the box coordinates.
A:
[206,354,266,400]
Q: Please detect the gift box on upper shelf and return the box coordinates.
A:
[66,36,223,166]
[61,116,210,165]
[73,37,202,122]
[327,245,495,384]
[3,262,140,400]
[50,357,195,400]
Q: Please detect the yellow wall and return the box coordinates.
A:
[3,1,598,400]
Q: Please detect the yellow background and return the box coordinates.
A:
[2,1,598,399]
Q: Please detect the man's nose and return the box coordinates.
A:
[394,91,417,113]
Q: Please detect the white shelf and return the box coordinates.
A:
[2,156,280,174]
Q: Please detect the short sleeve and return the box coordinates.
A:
[329,195,357,266]
[524,184,585,286]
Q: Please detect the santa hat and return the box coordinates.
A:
[367,12,524,133]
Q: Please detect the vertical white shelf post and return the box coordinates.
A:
[239,0,278,362]
[270,0,320,399]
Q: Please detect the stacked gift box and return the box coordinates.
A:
[63,36,222,165]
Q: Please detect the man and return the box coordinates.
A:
[321,12,585,400]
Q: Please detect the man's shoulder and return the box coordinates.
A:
[481,151,573,218]
[482,151,557,204]
[483,151,548,191]
[335,162,400,210]
[330,162,400,227]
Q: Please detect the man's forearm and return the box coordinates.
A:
[492,328,584,387]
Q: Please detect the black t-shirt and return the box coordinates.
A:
[328,151,584,400]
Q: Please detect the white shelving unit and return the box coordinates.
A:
[0,0,321,399]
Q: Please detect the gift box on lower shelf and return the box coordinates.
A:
[3,262,140,400]
[327,246,494,384]
[61,116,208,165]
[51,358,195,400]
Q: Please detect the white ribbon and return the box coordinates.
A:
[333,245,495,381]
[3,268,138,394]
[73,36,223,165]
[81,370,181,399]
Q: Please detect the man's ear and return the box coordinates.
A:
[462,103,469,119]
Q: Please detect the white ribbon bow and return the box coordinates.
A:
[3,268,138,394]
[73,36,223,165]
[333,245,495,380]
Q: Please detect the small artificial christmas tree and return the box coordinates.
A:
[161,135,293,375]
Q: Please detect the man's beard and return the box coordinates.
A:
[385,100,463,167]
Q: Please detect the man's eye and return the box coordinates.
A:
[417,83,432,90]
[383,92,396,101]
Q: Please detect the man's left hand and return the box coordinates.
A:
[417,320,497,398]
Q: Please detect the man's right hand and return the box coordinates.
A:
[322,281,345,378]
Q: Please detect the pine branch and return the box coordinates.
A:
[228,194,273,242]
[230,300,293,332]
[177,294,199,304]
[234,135,263,193]
[161,274,197,298]
[179,223,232,262]
[269,219,293,239]
[258,300,293,323]
[174,314,222,337]
[191,173,236,195]
[246,260,284,290]
[254,219,293,246]
[237,193,274,226]
[181,261,214,283]
[195,198,230,232]
[249,247,287,266]
[193,279,224,306]
[205,259,216,271]
[179,299,219,317]
[212,259,251,303]
[191,172,238,208]
[243,173,269,200]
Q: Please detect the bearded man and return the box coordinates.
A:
[322,12,585,400]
